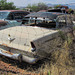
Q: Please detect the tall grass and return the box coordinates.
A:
[39,31,75,75]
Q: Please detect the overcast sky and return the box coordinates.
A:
[7,0,75,7]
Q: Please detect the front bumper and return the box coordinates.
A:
[0,50,38,64]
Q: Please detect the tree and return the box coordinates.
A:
[37,3,48,10]
[26,3,48,12]
[0,0,17,10]
[48,7,52,9]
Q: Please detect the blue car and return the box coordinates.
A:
[0,10,29,29]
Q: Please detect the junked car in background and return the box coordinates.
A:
[22,12,64,28]
[0,10,29,29]
[0,12,74,64]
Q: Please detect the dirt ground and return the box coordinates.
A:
[0,53,75,75]
[0,55,41,75]
[0,55,51,75]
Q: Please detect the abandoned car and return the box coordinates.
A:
[0,10,29,29]
[22,12,64,27]
[0,13,74,64]
[48,6,74,14]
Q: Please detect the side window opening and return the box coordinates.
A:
[7,13,14,20]
[14,13,23,20]
[24,17,56,28]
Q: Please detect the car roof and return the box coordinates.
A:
[0,10,29,13]
[25,12,64,19]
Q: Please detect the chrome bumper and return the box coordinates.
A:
[0,50,38,64]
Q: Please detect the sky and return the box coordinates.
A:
[7,0,75,7]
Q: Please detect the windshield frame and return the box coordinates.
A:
[0,11,10,19]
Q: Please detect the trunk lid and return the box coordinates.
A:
[0,26,58,52]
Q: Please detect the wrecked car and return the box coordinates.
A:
[22,12,64,27]
[0,10,29,29]
[0,13,74,64]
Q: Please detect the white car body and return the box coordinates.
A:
[0,26,59,64]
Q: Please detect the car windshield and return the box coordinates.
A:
[0,12,9,19]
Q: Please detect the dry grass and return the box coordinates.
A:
[0,31,75,75]
[39,32,75,75]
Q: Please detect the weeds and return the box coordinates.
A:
[39,31,75,75]
[58,31,66,40]
[0,30,75,75]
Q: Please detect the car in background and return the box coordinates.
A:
[0,10,29,29]
[22,12,64,28]
[48,6,74,14]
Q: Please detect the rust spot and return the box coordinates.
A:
[2,43,8,47]
[2,50,13,55]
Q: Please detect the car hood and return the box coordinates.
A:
[0,26,58,52]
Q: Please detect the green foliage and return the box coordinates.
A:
[67,36,72,46]
[73,26,75,30]
[59,30,73,46]
[58,31,66,40]
[68,8,72,12]
[48,7,52,9]
[54,4,61,9]
[26,3,48,12]
[68,8,74,14]
[26,4,38,12]
[38,3,48,10]
[0,0,17,10]
[47,71,51,75]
